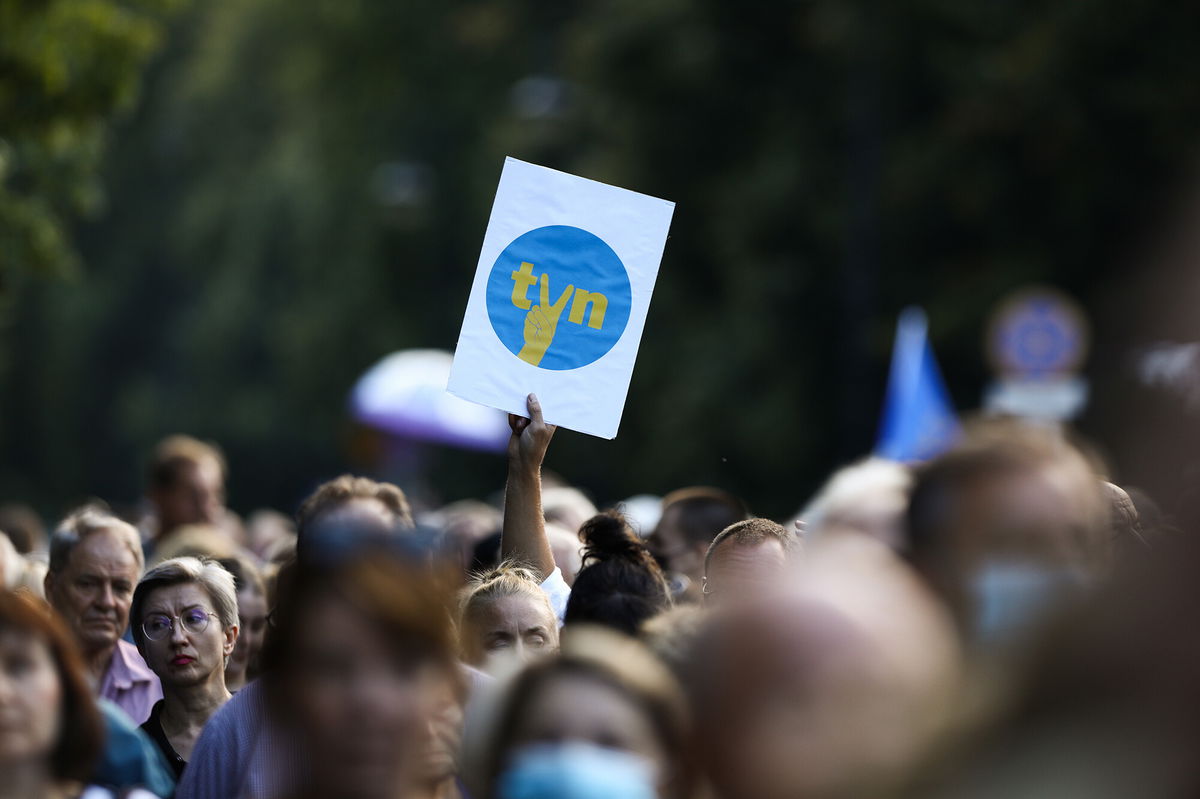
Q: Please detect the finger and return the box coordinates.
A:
[550,284,574,317]
[508,413,529,432]
[526,393,544,425]
[539,272,549,309]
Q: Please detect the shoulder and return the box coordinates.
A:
[114,640,158,683]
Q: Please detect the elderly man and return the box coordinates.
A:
[44,506,162,724]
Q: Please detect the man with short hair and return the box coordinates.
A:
[652,487,748,602]
[44,506,162,725]
[702,517,797,604]
[147,435,228,546]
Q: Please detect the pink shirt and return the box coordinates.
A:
[99,639,162,726]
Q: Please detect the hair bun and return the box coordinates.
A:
[579,511,647,565]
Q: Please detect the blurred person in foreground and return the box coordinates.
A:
[145,436,229,554]
[44,507,161,725]
[466,625,693,799]
[217,556,268,692]
[131,557,239,779]
[650,488,747,603]
[263,553,461,799]
[459,563,560,676]
[899,525,1200,799]
[905,418,1110,650]
[563,512,672,635]
[701,518,798,605]
[693,534,960,799]
[176,475,431,799]
[0,588,159,799]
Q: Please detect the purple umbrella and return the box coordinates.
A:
[350,349,510,453]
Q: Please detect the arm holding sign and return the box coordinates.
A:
[502,393,557,580]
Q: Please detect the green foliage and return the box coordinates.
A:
[4,0,1200,519]
[0,0,181,287]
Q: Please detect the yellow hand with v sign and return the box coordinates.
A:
[517,273,574,366]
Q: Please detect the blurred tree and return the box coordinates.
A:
[3,0,1200,521]
[0,0,182,289]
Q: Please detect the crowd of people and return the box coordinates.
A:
[1,393,1198,799]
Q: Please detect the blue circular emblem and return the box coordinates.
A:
[988,288,1088,377]
[486,225,631,371]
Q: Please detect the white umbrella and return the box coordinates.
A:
[350,349,510,453]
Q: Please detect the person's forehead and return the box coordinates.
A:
[710,538,787,573]
[520,671,652,742]
[69,529,139,575]
[237,588,268,614]
[0,627,50,657]
[476,593,554,631]
[146,579,211,606]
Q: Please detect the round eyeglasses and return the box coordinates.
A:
[142,607,218,641]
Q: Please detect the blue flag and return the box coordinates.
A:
[875,307,960,462]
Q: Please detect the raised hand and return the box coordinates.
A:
[507,393,556,471]
[502,393,557,579]
[517,274,574,366]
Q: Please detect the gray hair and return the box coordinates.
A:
[130,556,239,648]
[48,506,144,576]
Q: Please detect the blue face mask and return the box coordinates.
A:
[497,742,660,799]
[970,560,1087,646]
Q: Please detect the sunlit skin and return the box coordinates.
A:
[43,528,139,679]
[137,582,237,762]
[225,587,267,692]
[703,539,789,605]
[289,595,447,799]
[0,630,62,799]
[462,593,559,676]
[153,458,226,536]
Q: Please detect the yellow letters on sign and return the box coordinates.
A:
[510,261,610,366]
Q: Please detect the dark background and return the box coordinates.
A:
[5,1,1200,523]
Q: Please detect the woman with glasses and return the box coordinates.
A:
[130,556,240,779]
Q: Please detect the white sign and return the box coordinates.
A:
[447,158,675,439]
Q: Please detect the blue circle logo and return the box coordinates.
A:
[486,225,631,371]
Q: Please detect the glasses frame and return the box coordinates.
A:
[142,608,219,641]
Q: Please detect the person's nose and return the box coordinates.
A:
[170,617,189,645]
[95,581,116,609]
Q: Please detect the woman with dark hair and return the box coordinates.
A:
[0,589,149,798]
[563,512,672,635]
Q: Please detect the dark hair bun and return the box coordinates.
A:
[579,511,649,566]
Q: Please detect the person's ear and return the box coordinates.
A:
[43,570,56,601]
[224,624,239,657]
